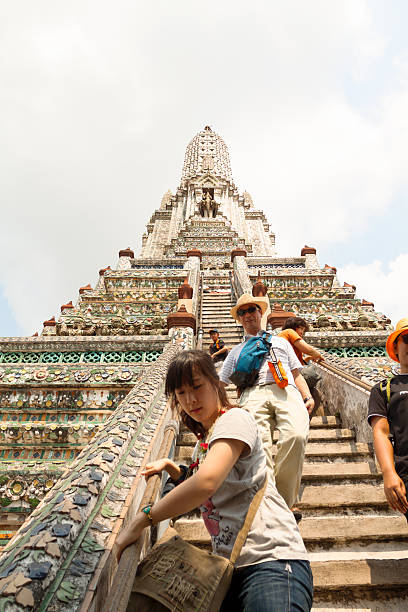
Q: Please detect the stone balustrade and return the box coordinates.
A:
[0,340,183,611]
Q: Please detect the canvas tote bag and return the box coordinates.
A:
[127,477,267,612]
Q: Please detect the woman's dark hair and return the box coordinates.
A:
[165,350,233,438]
[282,316,309,332]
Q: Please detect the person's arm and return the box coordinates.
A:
[115,437,246,561]
[293,338,324,363]
[292,368,314,415]
[371,416,408,514]
[211,346,228,359]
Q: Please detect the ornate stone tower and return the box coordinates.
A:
[141,125,275,263]
[0,127,399,611]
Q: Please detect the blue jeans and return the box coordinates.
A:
[221,560,313,611]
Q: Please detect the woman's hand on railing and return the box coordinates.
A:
[142,458,182,482]
[114,512,150,563]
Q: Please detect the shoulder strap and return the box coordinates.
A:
[262,331,273,345]
[380,377,394,412]
[386,379,391,403]
[229,476,267,565]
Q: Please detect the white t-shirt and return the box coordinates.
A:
[219,332,302,387]
[198,408,309,567]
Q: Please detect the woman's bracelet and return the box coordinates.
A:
[141,505,154,524]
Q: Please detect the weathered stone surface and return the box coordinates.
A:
[299,483,386,509]
[0,344,181,611]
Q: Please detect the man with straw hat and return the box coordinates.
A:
[368,318,408,518]
[220,293,312,514]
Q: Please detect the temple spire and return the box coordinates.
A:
[182,125,233,182]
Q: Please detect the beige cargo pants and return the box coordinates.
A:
[239,383,309,509]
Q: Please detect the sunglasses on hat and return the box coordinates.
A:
[237,305,261,317]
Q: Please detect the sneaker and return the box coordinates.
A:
[291,507,302,523]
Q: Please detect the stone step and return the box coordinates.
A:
[302,442,371,459]
[302,515,408,547]
[174,515,407,550]
[203,329,235,335]
[201,307,232,311]
[201,303,233,308]
[202,344,241,350]
[202,331,241,337]
[299,483,387,511]
[177,428,356,446]
[201,318,234,323]
[202,342,242,348]
[202,321,241,327]
[201,309,234,314]
[301,462,380,481]
[178,416,344,433]
[202,333,240,338]
[175,441,372,464]
[202,331,242,337]
[201,315,235,321]
[202,336,242,342]
[310,416,341,429]
[202,338,240,344]
[201,318,240,324]
[198,414,341,430]
[311,556,408,601]
[312,599,408,612]
[202,326,235,331]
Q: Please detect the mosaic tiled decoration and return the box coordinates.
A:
[0,350,162,364]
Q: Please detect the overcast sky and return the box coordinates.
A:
[1,1,407,336]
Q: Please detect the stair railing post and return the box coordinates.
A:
[231,249,252,298]
[196,272,204,350]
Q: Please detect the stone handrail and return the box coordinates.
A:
[314,360,373,444]
[317,360,372,392]
[101,423,179,612]
[187,257,201,317]
[232,254,252,298]
[196,272,204,350]
[0,341,182,611]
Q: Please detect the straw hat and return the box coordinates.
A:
[230,293,268,322]
[386,317,408,362]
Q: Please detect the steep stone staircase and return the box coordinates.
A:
[172,285,408,610]
[200,291,243,353]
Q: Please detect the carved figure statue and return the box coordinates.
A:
[199,192,219,218]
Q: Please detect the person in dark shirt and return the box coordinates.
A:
[208,329,228,372]
[368,317,408,518]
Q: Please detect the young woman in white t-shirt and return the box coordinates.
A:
[115,350,313,611]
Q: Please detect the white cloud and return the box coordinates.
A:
[0,1,407,334]
[337,255,408,326]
